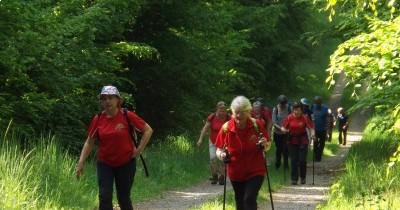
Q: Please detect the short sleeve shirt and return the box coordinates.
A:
[87,109,146,167]
[214,118,270,181]
[207,113,230,144]
[282,114,314,145]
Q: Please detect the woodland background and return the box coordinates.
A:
[1,0,400,154]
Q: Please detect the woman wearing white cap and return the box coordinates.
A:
[76,85,153,210]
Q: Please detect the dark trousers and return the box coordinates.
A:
[314,131,327,161]
[273,132,289,168]
[97,159,136,210]
[288,143,308,182]
[231,176,264,210]
[338,128,347,145]
[327,127,333,142]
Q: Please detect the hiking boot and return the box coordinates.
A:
[301,178,306,185]
[218,175,225,185]
[211,175,218,185]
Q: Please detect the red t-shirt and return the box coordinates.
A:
[215,118,270,181]
[282,114,314,145]
[251,106,271,128]
[87,109,146,167]
[261,106,272,122]
[207,113,230,144]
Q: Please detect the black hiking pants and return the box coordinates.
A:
[273,132,289,168]
[314,131,327,161]
[288,143,308,182]
[97,158,136,210]
[338,128,347,145]
[231,175,264,210]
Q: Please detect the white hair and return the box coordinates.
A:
[231,96,251,114]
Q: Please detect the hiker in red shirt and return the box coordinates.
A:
[251,101,266,127]
[215,96,271,210]
[280,101,315,185]
[76,85,153,210]
[197,101,231,185]
[252,97,272,135]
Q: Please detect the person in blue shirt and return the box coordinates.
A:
[310,96,329,162]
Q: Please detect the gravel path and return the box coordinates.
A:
[134,73,369,210]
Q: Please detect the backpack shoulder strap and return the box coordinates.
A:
[209,112,216,122]
[250,117,259,134]
[222,121,229,133]
[123,108,149,177]
[123,108,137,143]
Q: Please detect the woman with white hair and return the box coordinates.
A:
[76,85,153,210]
[215,96,271,210]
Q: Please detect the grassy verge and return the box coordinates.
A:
[0,131,98,209]
[318,116,400,210]
[0,130,209,209]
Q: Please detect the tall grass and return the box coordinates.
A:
[0,129,209,209]
[319,117,400,210]
[132,134,209,201]
[0,131,98,209]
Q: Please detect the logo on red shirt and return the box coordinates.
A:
[115,123,125,131]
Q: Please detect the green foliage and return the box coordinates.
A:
[0,128,212,209]
[0,0,335,150]
[321,0,400,21]
[322,0,400,171]
[0,0,148,149]
[320,118,400,209]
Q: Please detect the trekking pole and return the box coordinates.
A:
[312,137,315,185]
[223,162,227,210]
[257,133,274,210]
[222,148,230,210]
[264,153,275,210]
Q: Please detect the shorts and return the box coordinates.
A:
[209,139,217,160]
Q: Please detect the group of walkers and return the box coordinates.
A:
[74,85,349,210]
[198,95,349,209]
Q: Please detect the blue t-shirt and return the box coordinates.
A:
[311,104,328,132]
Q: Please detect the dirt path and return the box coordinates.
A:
[135,73,369,210]
[261,73,368,209]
